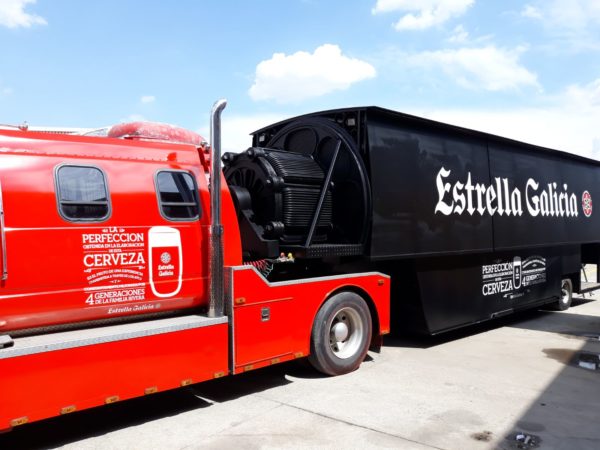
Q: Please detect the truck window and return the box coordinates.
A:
[155,171,200,221]
[55,165,110,221]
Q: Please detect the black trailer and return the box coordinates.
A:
[223,106,600,334]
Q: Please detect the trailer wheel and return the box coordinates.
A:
[554,278,573,311]
[309,292,372,376]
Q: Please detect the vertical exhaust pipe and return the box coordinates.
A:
[208,99,227,318]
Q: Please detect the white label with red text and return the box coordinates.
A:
[82,227,147,304]
[148,226,183,298]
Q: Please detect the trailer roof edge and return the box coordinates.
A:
[252,106,600,167]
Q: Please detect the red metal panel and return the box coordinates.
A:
[231,268,390,373]
[0,323,228,431]
[220,176,242,267]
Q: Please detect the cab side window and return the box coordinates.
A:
[156,171,200,221]
[56,165,110,221]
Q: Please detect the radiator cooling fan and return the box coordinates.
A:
[223,116,370,260]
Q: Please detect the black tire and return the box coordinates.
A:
[554,278,573,311]
[308,291,372,376]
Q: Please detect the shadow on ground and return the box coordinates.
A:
[498,297,600,450]
[0,389,210,450]
[501,357,600,445]
[385,296,596,350]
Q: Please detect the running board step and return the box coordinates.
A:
[0,315,228,359]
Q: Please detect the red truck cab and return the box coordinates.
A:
[0,124,240,334]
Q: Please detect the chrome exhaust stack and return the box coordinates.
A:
[208,99,227,318]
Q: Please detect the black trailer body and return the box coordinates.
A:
[224,106,600,334]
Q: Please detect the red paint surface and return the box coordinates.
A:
[232,268,390,372]
[0,323,228,430]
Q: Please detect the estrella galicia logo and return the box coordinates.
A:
[582,190,593,217]
[160,252,172,264]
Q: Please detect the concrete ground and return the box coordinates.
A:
[2,291,599,450]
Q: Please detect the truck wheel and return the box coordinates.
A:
[309,292,372,376]
[554,279,573,311]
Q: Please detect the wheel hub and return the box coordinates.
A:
[328,307,364,359]
[332,322,349,342]
[561,281,569,304]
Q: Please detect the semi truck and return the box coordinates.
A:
[0,100,598,431]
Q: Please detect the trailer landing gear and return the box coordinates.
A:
[309,292,372,376]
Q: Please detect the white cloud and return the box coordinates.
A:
[520,4,542,20]
[564,78,600,108]
[522,1,600,31]
[518,1,600,50]
[372,0,474,31]
[408,45,539,91]
[419,107,600,160]
[410,78,600,159]
[0,0,46,28]
[249,44,376,103]
[140,95,156,104]
[447,24,469,43]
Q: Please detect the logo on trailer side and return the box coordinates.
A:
[582,190,593,217]
[482,256,547,298]
[434,167,589,219]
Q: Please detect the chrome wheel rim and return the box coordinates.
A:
[561,281,570,305]
[328,307,364,359]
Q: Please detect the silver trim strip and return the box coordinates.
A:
[0,178,6,281]
[0,315,228,359]
[231,266,390,287]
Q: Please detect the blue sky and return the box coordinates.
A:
[1,0,600,156]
